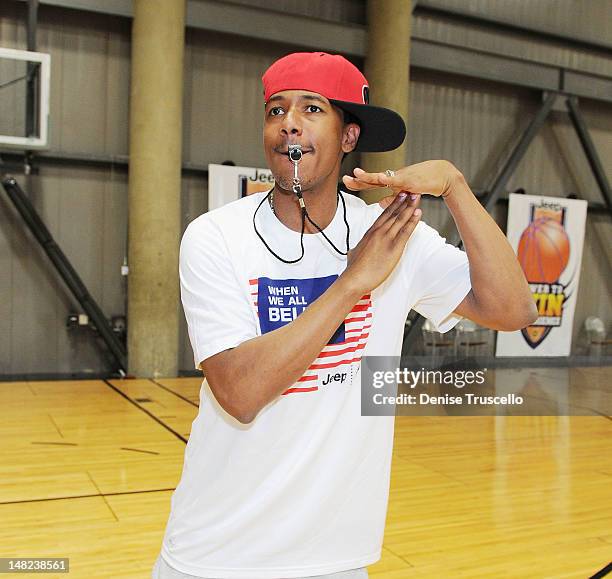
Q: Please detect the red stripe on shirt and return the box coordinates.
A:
[309,356,362,370]
[344,314,372,324]
[282,386,318,395]
[345,324,372,335]
[316,342,366,359]
[326,332,370,347]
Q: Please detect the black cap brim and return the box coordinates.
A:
[329,99,406,152]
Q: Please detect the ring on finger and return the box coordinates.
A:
[384,169,395,187]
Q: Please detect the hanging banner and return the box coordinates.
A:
[496,194,587,357]
[208,164,274,211]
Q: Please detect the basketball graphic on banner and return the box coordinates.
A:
[496,195,588,357]
[517,217,570,283]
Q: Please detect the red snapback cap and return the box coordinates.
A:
[262,52,406,153]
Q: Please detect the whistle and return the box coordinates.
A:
[288,144,303,162]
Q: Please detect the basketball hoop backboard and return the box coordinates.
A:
[0,47,50,150]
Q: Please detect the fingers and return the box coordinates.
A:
[378,194,395,209]
[370,192,409,231]
[393,207,422,244]
[342,174,375,191]
[387,195,422,240]
[378,190,421,231]
[380,194,417,235]
[342,167,395,191]
[354,167,389,187]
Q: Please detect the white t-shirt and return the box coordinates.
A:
[161,190,471,578]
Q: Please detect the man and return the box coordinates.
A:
[153,52,536,579]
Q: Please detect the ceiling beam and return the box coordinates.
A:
[10,0,612,103]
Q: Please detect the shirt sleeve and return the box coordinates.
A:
[179,216,259,370]
[405,222,472,333]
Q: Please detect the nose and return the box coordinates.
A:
[280,107,303,138]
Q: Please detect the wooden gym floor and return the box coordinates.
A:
[1,368,610,578]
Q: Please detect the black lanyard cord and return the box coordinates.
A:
[252,191,306,264]
[304,189,350,256]
[252,188,351,264]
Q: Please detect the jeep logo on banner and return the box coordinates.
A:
[496,194,587,357]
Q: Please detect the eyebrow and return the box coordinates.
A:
[266,94,328,105]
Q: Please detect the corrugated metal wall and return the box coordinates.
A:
[418,0,612,51]
[0,1,610,375]
[413,11,612,77]
[220,0,365,24]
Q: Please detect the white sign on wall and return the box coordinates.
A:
[208,164,274,211]
[496,194,587,357]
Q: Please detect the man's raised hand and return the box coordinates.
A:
[341,192,421,295]
[342,159,461,200]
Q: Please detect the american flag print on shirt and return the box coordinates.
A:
[249,275,372,395]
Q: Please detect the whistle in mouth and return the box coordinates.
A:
[288,144,303,162]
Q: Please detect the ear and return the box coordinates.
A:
[341,123,360,153]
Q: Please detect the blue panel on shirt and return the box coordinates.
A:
[257,275,345,344]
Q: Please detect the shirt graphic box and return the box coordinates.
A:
[255,274,345,344]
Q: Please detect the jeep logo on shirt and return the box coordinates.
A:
[322,372,348,386]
